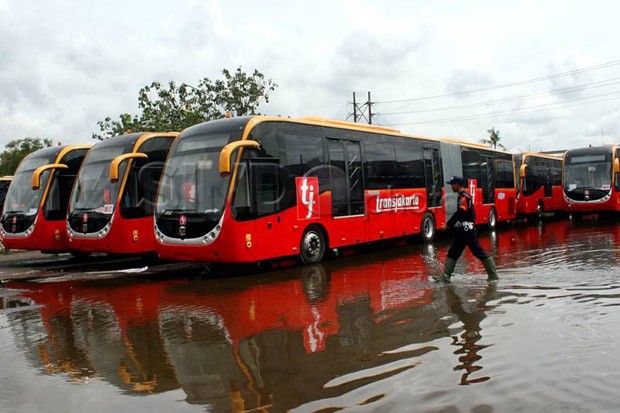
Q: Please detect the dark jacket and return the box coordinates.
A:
[447,190,475,229]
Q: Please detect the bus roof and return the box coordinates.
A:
[520,151,565,161]
[440,137,512,154]
[239,115,442,143]
[564,144,618,157]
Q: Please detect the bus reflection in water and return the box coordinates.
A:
[5,220,620,410]
[154,116,516,265]
[3,244,462,411]
[0,145,91,253]
[67,132,177,256]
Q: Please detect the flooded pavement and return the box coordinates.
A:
[1,218,620,413]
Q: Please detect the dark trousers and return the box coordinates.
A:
[447,229,489,261]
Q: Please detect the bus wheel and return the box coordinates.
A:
[300,226,326,264]
[488,207,497,230]
[421,213,436,242]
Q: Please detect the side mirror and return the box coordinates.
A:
[614,158,620,174]
[519,163,527,179]
[32,164,68,190]
[219,140,261,177]
[109,153,148,182]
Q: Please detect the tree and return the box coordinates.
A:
[93,67,278,140]
[0,137,54,176]
[480,127,506,150]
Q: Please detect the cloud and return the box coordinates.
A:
[1,0,620,153]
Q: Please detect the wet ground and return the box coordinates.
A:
[0,217,619,413]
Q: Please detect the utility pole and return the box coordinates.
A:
[349,91,374,124]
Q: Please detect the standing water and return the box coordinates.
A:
[1,218,619,412]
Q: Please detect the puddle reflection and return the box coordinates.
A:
[1,219,620,412]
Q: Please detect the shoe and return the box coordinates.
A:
[482,258,499,281]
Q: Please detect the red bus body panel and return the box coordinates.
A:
[1,210,70,252]
[517,186,566,215]
[68,214,157,255]
[564,193,620,213]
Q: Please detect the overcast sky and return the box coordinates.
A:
[1,0,619,153]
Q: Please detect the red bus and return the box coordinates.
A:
[442,138,517,229]
[0,145,91,253]
[515,152,565,218]
[154,116,515,264]
[67,132,177,255]
[563,144,620,216]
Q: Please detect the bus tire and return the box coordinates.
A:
[300,225,326,264]
[421,212,436,242]
[488,207,497,230]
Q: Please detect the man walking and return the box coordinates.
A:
[436,176,498,283]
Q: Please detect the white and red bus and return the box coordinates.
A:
[154,116,515,264]
[0,145,91,253]
[515,152,565,218]
[563,144,620,216]
[67,132,177,255]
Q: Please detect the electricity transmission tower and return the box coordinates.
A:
[349,91,374,124]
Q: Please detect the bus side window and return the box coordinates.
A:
[232,162,251,219]
[614,150,620,192]
[252,161,284,217]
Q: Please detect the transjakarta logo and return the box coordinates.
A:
[296,177,320,220]
[373,193,421,213]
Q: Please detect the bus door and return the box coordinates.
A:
[541,160,553,198]
[327,139,364,218]
[246,157,295,260]
[423,147,442,208]
[615,148,620,193]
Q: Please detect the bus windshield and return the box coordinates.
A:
[156,132,231,220]
[564,153,611,191]
[3,152,58,215]
[70,145,129,213]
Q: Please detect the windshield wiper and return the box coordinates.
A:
[160,208,198,215]
[3,210,25,214]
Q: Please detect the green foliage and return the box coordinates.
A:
[93,67,278,140]
[480,127,506,150]
[0,137,54,176]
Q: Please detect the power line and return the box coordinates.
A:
[381,91,620,126]
[378,77,620,116]
[377,59,620,104]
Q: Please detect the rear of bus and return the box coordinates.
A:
[516,152,565,217]
[67,132,177,255]
[563,145,620,214]
[0,145,90,252]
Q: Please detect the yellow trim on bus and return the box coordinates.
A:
[116,132,179,215]
[32,163,68,190]
[219,140,260,177]
[131,132,179,153]
[109,153,148,182]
